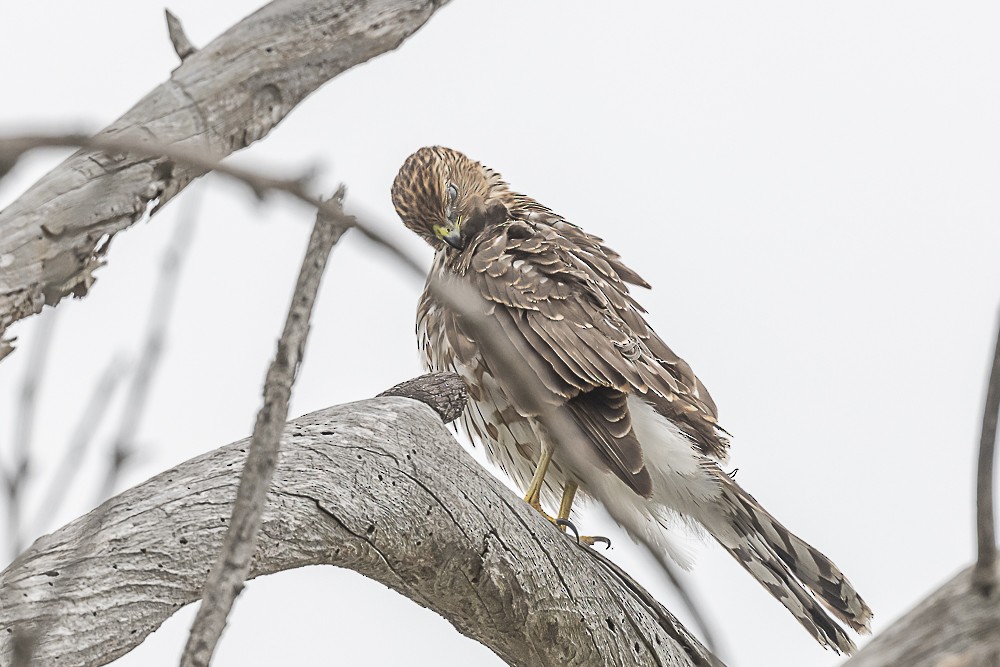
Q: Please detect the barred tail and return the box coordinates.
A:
[710,472,872,654]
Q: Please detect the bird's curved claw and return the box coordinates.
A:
[582,535,612,550]
[555,518,579,541]
[555,518,611,549]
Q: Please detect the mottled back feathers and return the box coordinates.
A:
[393,146,729,492]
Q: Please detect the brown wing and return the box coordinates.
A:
[565,388,653,496]
[502,194,722,431]
[442,282,655,497]
[439,212,727,497]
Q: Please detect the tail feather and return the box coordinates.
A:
[724,532,857,654]
[712,473,872,653]
[581,396,871,652]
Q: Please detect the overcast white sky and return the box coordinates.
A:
[2,1,1000,666]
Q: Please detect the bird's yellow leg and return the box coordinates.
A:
[522,451,608,548]
[557,482,578,526]
[523,445,555,520]
[555,481,610,548]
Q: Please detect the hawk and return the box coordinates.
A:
[391,146,872,654]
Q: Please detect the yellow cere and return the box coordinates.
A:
[433,217,463,241]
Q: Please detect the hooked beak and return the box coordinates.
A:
[442,225,463,249]
[434,220,464,250]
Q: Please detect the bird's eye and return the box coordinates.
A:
[447,183,458,204]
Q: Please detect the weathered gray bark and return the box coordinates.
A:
[0,0,449,357]
[843,565,1000,667]
[0,383,720,667]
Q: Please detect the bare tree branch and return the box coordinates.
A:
[30,355,127,535]
[0,375,721,667]
[0,133,424,284]
[377,372,468,423]
[164,9,198,62]
[4,309,58,558]
[650,551,722,656]
[975,307,1000,592]
[843,310,1000,665]
[179,189,349,667]
[0,0,447,356]
[95,185,201,504]
[842,564,1000,667]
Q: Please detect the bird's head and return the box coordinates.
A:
[391,146,510,251]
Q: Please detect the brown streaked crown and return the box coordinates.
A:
[391,146,510,248]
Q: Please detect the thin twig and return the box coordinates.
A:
[179,188,350,667]
[650,551,722,655]
[427,277,724,650]
[31,354,127,535]
[95,185,201,503]
[5,309,58,559]
[0,133,424,280]
[974,306,1000,592]
[165,9,197,61]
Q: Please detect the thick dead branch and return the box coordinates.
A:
[843,564,1000,667]
[0,0,447,353]
[0,376,720,667]
[0,134,423,281]
[180,189,348,666]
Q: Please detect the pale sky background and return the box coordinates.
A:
[2,1,999,666]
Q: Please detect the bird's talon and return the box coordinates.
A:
[580,535,612,549]
[555,518,580,541]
